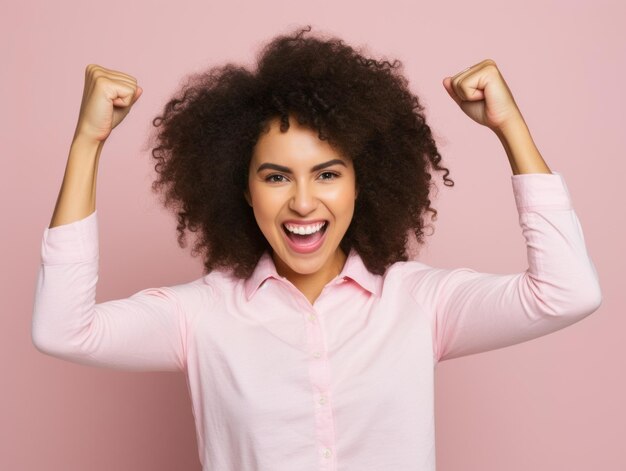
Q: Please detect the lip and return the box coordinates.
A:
[281,221,329,254]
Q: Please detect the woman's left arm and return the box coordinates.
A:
[443,58,552,175]
[414,61,603,364]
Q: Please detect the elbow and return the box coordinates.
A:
[528,273,603,319]
[583,284,603,315]
[561,282,603,319]
[571,258,603,318]
[31,327,82,362]
[574,271,603,317]
[31,318,69,357]
[31,325,57,356]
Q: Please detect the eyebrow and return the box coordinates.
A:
[256,159,347,174]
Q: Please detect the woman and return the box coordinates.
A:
[32,26,602,471]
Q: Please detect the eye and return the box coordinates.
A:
[265,174,288,183]
[319,171,339,180]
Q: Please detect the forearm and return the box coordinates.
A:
[494,116,552,175]
[49,136,104,228]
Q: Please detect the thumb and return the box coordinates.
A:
[112,87,142,107]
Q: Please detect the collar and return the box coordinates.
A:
[243,248,383,301]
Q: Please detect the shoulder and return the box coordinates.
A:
[384,258,436,284]
[158,271,226,311]
[382,259,455,301]
[198,267,245,301]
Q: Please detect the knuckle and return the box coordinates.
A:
[485,61,498,71]
[93,73,109,85]
[486,63,500,75]
[86,64,107,80]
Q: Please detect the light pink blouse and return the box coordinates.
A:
[32,171,602,471]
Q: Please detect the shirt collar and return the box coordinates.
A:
[243,248,383,301]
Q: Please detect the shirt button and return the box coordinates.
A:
[319,395,327,405]
[308,314,317,323]
[313,351,322,359]
[323,448,332,458]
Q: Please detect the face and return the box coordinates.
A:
[245,115,358,281]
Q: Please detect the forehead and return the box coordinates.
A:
[252,116,347,165]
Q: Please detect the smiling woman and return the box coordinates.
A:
[33,23,602,471]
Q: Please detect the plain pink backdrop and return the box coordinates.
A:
[2,0,623,470]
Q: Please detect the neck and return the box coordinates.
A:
[273,249,348,304]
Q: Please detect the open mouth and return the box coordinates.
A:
[281,221,329,252]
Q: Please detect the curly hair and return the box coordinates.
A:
[146,25,454,279]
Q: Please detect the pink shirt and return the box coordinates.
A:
[32,171,602,471]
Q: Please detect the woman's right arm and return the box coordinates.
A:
[32,65,187,372]
[50,63,142,228]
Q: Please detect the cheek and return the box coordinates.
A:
[250,188,282,227]
[330,185,357,212]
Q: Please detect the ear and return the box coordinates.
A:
[244,188,252,207]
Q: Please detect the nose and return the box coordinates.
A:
[288,181,318,215]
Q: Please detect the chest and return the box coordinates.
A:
[184,285,434,422]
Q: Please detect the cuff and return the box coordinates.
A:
[41,210,99,264]
[511,170,573,212]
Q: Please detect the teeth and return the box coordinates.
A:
[284,222,326,235]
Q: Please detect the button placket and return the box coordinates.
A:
[305,307,336,470]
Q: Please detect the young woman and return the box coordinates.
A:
[32,26,602,471]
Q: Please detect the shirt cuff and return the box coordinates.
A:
[41,210,99,265]
[511,170,573,212]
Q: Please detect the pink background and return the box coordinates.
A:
[2,0,623,469]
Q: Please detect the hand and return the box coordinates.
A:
[73,64,143,143]
[442,59,524,133]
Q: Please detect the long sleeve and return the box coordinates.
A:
[31,210,187,372]
[410,171,603,364]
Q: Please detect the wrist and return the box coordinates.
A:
[493,114,529,143]
[69,134,105,161]
[492,116,551,175]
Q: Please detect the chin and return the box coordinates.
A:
[272,242,336,276]
[281,251,327,272]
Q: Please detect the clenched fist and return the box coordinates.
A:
[73,64,143,143]
[443,59,524,133]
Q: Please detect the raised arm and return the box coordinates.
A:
[417,61,603,363]
[31,65,186,372]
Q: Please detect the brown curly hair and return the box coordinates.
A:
[146,25,454,279]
